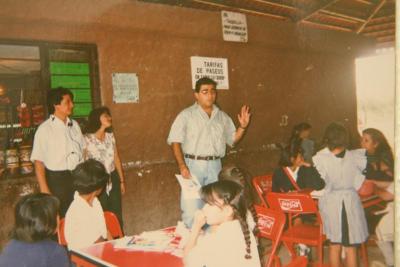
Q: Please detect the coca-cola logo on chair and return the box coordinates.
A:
[257,215,275,235]
[278,198,303,212]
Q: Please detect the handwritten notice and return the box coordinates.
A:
[221,10,248,43]
[112,73,139,103]
[190,56,229,90]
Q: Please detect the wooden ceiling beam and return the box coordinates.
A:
[249,0,297,10]
[354,0,373,4]
[300,20,353,32]
[376,35,395,42]
[363,21,395,31]
[357,0,386,33]
[319,10,366,22]
[295,0,339,22]
[191,0,288,19]
[316,12,360,24]
[370,14,395,22]
[363,29,395,37]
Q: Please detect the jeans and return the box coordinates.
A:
[181,158,222,228]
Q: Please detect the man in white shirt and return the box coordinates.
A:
[31,88,85,216]
[167,77,251,227]
[64,159,111,250]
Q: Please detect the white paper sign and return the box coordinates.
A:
[190,56,229,90]
[221,10,248,43]
[112,73,139,103]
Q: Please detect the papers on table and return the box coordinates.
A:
[114,229,180,254]
[175,174,201,199]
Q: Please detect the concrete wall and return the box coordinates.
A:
[0,0,374,248]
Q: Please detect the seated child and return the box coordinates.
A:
[65,159,111,250]
[218,164,258,231]
[184,180,261,267]
[272,139,325,193]
[0,193,69,267]
[289,122,314,164]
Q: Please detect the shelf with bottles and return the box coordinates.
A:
[0,87,45,180]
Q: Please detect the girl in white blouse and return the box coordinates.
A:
[184,180,260,267]
[84,107,126,229]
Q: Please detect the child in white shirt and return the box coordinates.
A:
[184,180,260,267]
[65,159,112,250]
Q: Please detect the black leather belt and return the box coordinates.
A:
[184,154,220,161]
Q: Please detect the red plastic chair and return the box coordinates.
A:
[266,192,326,266]
[57,218,67,246]
[104,211,124,238]
[284,256,308,267]
[252,174,273,207]
[255,205,286,267]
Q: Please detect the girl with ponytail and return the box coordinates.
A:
[183,180,260,267]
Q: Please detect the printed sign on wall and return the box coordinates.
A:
[221,10,248,43]
[190,56,229,90]
[112,73,139,103]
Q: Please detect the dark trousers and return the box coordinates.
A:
[98,170,123,231]
[45,169,74,218]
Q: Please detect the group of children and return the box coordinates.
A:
[0,122,394,267]
[0,159,113,266]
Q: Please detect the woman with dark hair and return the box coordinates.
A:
[272,139,325,193]
[361,128,393,182]
[313,122,368,267]
[289,122,314,163]
[184,180,260,267]
[84,106,125,229]
[0,193,69,267]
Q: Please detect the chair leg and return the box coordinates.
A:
[360,242,368,267]
[283,241,297,259]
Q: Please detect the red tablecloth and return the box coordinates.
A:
[70,228,183,267]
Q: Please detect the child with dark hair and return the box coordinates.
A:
[0,193,69,267]
[272,139,325,193]
[361,128,393,182]
[64,159,111,250]
[218,164,258,232]
[313,123,368,267]
[184,180,260,267]
[289,122,314,163]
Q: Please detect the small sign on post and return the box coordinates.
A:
[190,56,229,90]
[221,10,248,43]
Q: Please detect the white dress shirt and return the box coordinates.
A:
[64,192,107,250]
[184,220,260,267]
[31,116,85,171]
[167,103,236,157]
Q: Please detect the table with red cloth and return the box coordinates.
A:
[70,227,183,267]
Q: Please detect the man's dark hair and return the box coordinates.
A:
[47,87,74,114]
[323,122,349,150]
[86,106,112,134]
[195,77,217,93]
[12,193,60,242]
[72,159,108,195]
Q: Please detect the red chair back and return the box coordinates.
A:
[57,218,67,246]
[104,211,123,238]
[252,174,273,207]
[254,205,286,267]
[267,192,319,215]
